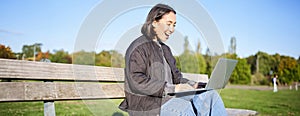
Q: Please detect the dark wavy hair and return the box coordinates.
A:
[141,4,176,39]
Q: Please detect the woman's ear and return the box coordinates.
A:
[152,21,158,28]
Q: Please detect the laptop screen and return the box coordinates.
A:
[205,58,238,89]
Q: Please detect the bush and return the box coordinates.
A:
[252,72,269,85]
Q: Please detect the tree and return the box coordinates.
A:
[179,50,199,73]
[178,37,206,74]
[0,44,16,59]
[278,56,298,84]
[252,72,268,85]
[196,40,201,54]
[203,48,221,76]
[49,49,72,64]
[178,37,194,73]
[247,52,281,84]
[229,58,252,84]
[195,40,206,74]
[73,50,95,65]
[255,51,276,75]
[229,36,236,54]
[272,53,281,74]
[223,53,252,84]
[183,36,190,54]
[111,50,125,68]
[296,64,300,83]
[36,51,51,62]
[196,54,207,74]
[95,50,111,67]
[175,56,181,71]
[246,55,257,74]
[22,43,42,60]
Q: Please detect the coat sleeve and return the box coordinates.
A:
[126,48,165,97]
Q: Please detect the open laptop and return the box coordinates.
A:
[168,58,238,96]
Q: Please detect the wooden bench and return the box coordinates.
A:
[0,58,257,116]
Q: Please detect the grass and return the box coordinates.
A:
[0,99,128,116]
[0,88,299,116]
[220,88,300,116]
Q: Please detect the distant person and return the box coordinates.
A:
[119,3,227,116]
[273,74,278,92]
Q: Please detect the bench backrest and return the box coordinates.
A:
[0,58,208,102]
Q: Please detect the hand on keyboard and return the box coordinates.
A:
[194,82,207,89]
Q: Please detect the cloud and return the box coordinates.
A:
[0,29,24,36]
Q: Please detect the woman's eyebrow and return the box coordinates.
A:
[167,21,176,24]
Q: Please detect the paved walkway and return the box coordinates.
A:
[225,85,290,91]
[226,108,258,116]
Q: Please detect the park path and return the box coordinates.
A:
[225,85,291,91]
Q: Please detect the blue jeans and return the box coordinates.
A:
[160,90,227,116]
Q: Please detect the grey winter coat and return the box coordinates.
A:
[119,35,192,115]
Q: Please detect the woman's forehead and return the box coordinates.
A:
[160,12,176,23]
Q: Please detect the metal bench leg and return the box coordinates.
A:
[44,101,56,116]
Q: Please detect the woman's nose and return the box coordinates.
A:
[169,25,175,33]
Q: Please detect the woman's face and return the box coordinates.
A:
[152,12,176,42]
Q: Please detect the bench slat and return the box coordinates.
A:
[0,82,125,102]
[0,58,208,82]
[0,58,124,82]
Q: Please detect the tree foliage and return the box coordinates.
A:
[225,53,252,84]
[177,37,206,73]
[246,55,257,74]
[257,51,277,75]
[278,56,298,84]
[1,36,299,86]
[95,50,111,67]
[95,50,125,68]
[36,51,51,62]
[111,50,125,68]
[72,50,95,65]
[49,49,72,64]
[252,72,268,85]
[22,43,42,59]
[0,44,16,59]
[230,58,252,84]
[229,36,236,54]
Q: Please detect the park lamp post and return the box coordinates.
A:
[33,45,36,62]
[270,70,273,76]
[22,54,26,60]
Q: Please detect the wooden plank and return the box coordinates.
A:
[0,58,125,82]
[0,59,209,82]
[0,82,125,102]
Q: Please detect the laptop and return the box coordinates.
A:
[168,58,238,96]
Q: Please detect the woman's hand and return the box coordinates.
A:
[193,82,207,89]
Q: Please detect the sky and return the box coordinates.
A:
[1,0,299,59]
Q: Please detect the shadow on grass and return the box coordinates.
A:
[113,112,124,116]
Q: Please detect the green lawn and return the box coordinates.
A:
[0,88,299,116]
[0,99,128,116]
[220,88,300,116]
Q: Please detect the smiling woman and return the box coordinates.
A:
[152,11,176,42]
[141,4,176,43]
[119,4,228,116]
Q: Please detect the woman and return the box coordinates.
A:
[119,4,227,116]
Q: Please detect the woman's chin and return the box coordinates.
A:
[160,37,169,42]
